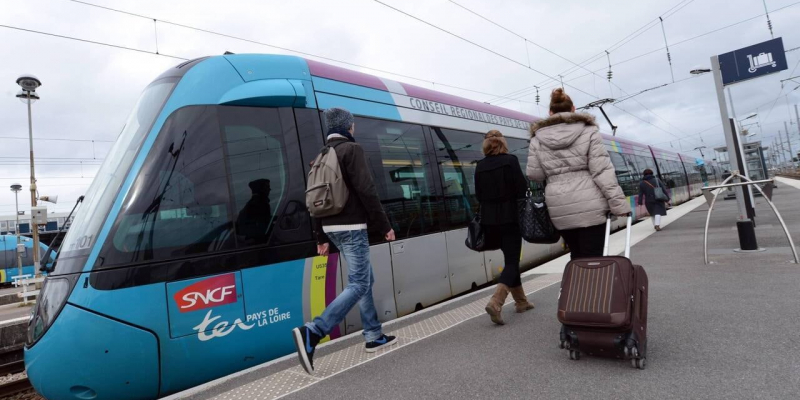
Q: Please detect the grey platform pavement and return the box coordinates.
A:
[169,177,800,400]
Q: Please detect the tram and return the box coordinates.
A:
[24,54,717,399]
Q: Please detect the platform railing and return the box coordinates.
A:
[702,173,799,265]
[12,274,45,305]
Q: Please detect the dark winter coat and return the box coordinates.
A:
[313,137,392,244]
[638,175,669,217]
[475,154,528,225]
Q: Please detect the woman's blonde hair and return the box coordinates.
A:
[482,130,509,156]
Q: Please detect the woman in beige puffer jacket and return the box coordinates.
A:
[527,88,629,259]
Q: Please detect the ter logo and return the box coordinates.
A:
[174,274,237,313]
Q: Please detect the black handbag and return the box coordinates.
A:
[465,212,487,251]
[518,190,560,244]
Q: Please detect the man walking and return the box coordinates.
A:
[292,107,397,374]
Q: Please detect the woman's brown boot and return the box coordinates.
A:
[485,283,509,325]
[509,286,534,313]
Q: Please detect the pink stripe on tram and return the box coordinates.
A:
[325,253,341,339]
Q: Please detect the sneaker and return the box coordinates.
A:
[292,326,322,374]
[365,334,398,353]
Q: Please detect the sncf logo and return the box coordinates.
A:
[174,274,237,313]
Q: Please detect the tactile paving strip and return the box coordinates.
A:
[209,273,561,400]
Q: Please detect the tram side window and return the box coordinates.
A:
[219,107,309,248]
[656,158,676,188]
[353,117,440,241]
[295,108,325,177]
[431,128,482,228]
[636,154,657,175]
[671,160,688,187]
[609,152,638,196]
[507,137,543,197]
[99,106,235,267]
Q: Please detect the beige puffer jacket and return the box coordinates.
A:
[527,112,629,230]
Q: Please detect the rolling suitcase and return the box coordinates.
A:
[557,214,649,369]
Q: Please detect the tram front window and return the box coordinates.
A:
[57,78,176,270]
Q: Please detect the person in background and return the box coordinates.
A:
[475,130,534,326]
[526,88,629,259]
[638,169,670,231]
[292,107,397,375]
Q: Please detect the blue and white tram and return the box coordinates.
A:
[25,54,703,400]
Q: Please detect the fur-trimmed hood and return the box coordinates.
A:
[530,112,597,150]
[530,112,597,134]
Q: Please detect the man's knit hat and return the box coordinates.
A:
[324,107,354,132]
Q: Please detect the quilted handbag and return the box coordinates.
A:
[518,190,560,244]
[465,212,487,252]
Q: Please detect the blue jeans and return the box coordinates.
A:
[306,230,383,342]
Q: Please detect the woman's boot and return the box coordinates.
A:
[509,285,534,313]
[485,284,509,325]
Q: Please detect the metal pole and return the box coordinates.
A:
[785,121,794,170]
[15,190,22,279]
[795,104,800,136]
[778,130,787,170]
[704,174,736,264]
[713,60,749,220]
[726,86,755,205]
[26,92,40,274]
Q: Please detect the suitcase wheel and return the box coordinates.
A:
[631,357,646,370]
[569,350,581,361]
[559,340,568,350]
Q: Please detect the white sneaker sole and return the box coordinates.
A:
[292,328,314,374]
[365,337,398,353]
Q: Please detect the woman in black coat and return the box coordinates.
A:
[637,169,670,231]
[474,130,533,325]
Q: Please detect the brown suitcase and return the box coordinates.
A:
[557,215,649,369]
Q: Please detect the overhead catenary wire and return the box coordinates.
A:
[491,1,800,107]
[1,0,536,109]
[0,136,113,143]
[372,0,600,100]
[431,0,702,150]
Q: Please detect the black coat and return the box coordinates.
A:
[475,154,528,225]
[638,175,669,216]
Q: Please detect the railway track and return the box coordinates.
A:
[0,349,33,399]
[0,359,25,376]
[0,376,32,398]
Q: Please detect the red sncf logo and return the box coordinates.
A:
[174,274,237,313]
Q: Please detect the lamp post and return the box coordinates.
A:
[10,184,23,279]
[15,75,42,274]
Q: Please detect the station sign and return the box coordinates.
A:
[719,37,788,85]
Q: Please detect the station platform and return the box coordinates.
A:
[167,178,800,400]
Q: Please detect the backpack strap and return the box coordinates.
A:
[644,180,655,189]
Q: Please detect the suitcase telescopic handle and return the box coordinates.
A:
[603,213,633,258]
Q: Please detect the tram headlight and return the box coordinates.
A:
[27,278,72,345]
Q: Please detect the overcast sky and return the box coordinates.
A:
[1,0,800,215]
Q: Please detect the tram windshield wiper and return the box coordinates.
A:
[41,195,85,273]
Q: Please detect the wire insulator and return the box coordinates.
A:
[607,70,613,82]
[535,86,540,104]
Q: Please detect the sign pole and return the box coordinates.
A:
[711,55,758,250]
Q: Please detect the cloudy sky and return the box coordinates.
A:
[1,0,799,215]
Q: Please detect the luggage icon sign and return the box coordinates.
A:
[747,52,777,73]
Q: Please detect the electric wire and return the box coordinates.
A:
[59,0,540,105]
[372,0,600,100]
